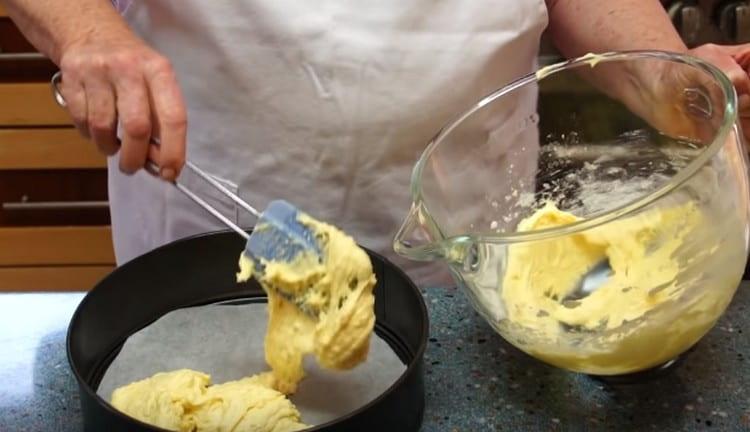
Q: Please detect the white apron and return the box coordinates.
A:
[109,0,548,286]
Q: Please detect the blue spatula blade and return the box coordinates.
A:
[245,199,322,269]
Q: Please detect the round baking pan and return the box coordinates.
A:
[67,230,428,431]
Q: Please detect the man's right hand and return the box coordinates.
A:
[58,28,187,181]
[3,0,186,180]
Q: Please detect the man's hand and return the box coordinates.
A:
[3,0,186,181]
[689,43,750,140]
[58,29,187,180]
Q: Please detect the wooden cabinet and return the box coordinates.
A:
[0,4,115,291]
[0,83,73,124]
[0,129,106,170]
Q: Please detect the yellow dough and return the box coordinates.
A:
[110,369,306,432]
[111,214,376,431]
[501,201,738,374]
[237,213,377,394]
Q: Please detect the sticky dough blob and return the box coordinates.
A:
[238,213,377,394]
[501,201,736,374]
[110,369,306,432]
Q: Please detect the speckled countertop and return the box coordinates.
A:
[1,283,748,432]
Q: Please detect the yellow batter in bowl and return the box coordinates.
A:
[500,201,741,374]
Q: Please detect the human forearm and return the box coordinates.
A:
[545,0,750,142]
[3,0,131,64]
[544,1,712,140]
[544,1,689,120]
[546,0,686,58]
[545,0,690,116]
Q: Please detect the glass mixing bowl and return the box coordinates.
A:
[394,51,750,376]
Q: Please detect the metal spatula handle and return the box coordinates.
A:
[51,70,256,240]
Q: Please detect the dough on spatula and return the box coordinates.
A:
[237,212,377,394]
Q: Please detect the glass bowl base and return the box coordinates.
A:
[586,352,690,385]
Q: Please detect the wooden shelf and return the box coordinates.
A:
[0,226,115,266]
[0,265,114,291]
[0,82,72,125]
[0,128,105,169]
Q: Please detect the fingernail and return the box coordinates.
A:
[160,167,175,180]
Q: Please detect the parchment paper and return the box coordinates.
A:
[97,302,406,427]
